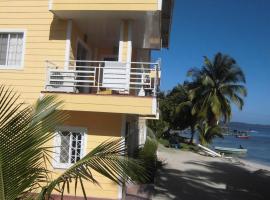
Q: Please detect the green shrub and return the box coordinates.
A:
[158,138,170,147]
[138,137,158,183]
[180,142,199,152]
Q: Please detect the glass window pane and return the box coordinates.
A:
[60,131,70,164]
[71,156,76,163]
[7,33,23,66]
[77,141,81,149]
[57,130,84,166]
[0,34,8,65]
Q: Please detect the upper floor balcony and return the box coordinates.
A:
[44,1,173,117]
[42,60,160,116]
[49,0,173,49]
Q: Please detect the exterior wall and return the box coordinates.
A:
[51,0,159,11]
[47,111,124,199]
[0,0,67,104]
[0,1,153,199]
[43,93,156,115]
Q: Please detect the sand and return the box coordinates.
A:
[153,146,270,200]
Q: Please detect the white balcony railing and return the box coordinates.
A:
[45,60,160,97]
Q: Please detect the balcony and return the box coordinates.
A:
[43,60,160,116]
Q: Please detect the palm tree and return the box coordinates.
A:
[175,84,199,144]
[188,52,247,125]
[197,122,223,146]
[0,86,148,200]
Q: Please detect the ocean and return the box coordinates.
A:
[212,131,270,166]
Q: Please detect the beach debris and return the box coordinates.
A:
[197,144,222,157]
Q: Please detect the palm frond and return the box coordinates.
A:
[198,123,223,146]
[0,85,66,200]
[188,53,247,124]
[41,138,149,199]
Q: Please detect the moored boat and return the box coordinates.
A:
[214,146,248,154]
[236,135,250,139]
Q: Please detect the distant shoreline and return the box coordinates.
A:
[238,158,270,171]
[228,121,270,132]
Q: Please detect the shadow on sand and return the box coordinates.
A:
[153,161,270,200]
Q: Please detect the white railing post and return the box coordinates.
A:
[154,59,161,97]
[127,62,131,94]
[45,60,50,90]
[97,62,101,93]
[138,63,145,96]
[153,64,157,97]
[73,60,76,92]
[44,60,160,96]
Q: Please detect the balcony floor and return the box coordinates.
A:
[41,91,157,116]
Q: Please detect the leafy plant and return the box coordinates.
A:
[0,86,149,200]
[187,52,247,125]
[137,136,158,183]
[158,138,170,147]
[197,123,223,146]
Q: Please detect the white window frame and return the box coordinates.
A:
[53,126,88,169]
[0,29,26,70]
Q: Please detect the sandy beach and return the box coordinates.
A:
[153,147,270,200]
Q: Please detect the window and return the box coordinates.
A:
[0,32,25,68]
[54,127,86,169]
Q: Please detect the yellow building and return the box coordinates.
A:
[0,0,173,199]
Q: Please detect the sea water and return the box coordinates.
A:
[212,131,270,166]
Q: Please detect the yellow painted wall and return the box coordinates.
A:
[0,0,67,104]
[47,111,123,199]
[45,92,155,115]
[0,0,157,198]
[51,0,158,11]
[0,1,121,199]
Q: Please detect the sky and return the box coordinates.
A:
[152,0,270,125]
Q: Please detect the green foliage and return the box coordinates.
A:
[151,52,246,148]
[138,137,158,183]
[147,119,168,139]
[180,143,198,152]
[158,138,170,147]
[197,123,223,146]
[187,52,247,124]
[0,85,65,200]
[160,85,195,130]
[149,85,199,143]
[0,85,149,200]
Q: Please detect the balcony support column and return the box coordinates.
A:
[118,20,132,63]
[64,19,72,69]
[118,20,132,93]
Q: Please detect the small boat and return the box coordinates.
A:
[236,135,250,139]
[249,130,258,133]
[235,131,250,139]
[214,146,247,154]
